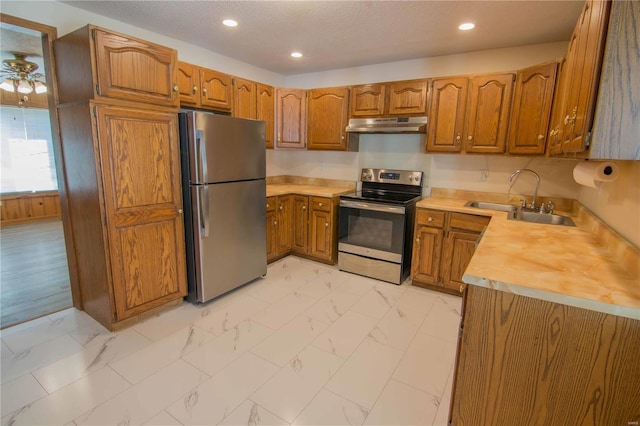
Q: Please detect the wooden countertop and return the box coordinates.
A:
[267,184,354,198]
[416,196,640,320]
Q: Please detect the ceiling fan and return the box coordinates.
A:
[0,53,47,95]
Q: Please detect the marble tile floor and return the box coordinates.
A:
[0,256,462,425]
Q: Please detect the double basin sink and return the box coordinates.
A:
[464,201,576,227]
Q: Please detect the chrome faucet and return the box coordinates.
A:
[508,168,540,210]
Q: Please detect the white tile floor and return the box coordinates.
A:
[0,256,461,425]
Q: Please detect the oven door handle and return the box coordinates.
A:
[340,200,406,214]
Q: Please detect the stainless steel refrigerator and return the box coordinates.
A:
[179,111,266,303]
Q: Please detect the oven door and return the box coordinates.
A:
[338,199,406,263]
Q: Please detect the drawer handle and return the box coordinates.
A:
[319,202,324,207]
[428,217,433,222]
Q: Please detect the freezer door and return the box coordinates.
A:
[188,112,266,184]
[191,179,267,302]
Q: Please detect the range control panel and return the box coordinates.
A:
[360,168,423,186]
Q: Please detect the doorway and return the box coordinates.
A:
[0,14,79,329]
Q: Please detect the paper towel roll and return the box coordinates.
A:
[573,161,620,188]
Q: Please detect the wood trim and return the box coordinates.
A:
[0,14,82,311]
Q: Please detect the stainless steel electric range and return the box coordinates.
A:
[338,168,423,284]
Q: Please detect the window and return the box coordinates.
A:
[0,106,57,193]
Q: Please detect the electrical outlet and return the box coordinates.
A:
[480,169,489,181]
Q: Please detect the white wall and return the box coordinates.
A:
[0,1,285,86]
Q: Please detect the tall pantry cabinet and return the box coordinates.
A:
[54,26,187,330]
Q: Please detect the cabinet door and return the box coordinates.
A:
[93,105,186,320]
[275,88,307,148]
[427,77,468,153]
[441,230,479,294]
[93,29,178,107]
[177,61,200,107]
[508,62,558,155]
[257,84,275,149]
[465,73,514,154]
[547,58,567,156]
[233,77,257,119]
[266,198,277,262]
[387,79,429,115]
[292,195,309,254]
[558,0,610,153]
[411,225,443,285]
[276,195,293,254]
[307,87,350,150]
[200,69,233,111]
[309,197,334,262]
[350,83,385,117]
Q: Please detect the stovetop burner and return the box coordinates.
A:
[341,189,421,205]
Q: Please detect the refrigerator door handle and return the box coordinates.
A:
[195,129,209,183]
[198,186,210,238]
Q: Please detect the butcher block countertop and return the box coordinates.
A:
[266,175,356,198]
[417,189,640,320]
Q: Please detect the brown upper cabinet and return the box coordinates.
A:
[350,79,428,117]
[548,0,611,155]
[427,73,514,154]
[233,77,257,119]
[275,88,307,149]
[507,61,559,155]
[307,87,353,151]
[177,61,233,111]
[257,83,275,149]
[54,26,178,108]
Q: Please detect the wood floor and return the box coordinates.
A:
[1,218,72,329]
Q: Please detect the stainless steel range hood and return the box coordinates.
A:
[345,116,427,133]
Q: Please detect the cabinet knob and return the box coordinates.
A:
[538,135,544,140]
[203,88,207,94]
[266,203,269,208]
[459,284,465,294]
[416,237,420,243]
[279,205,283,210]
[427,217,433,222]
[325,223,329,227]
[319,202,324,207]
[302,205,306,210]
[277,132,281,142]
[178,208,183,214]
[467,135,473,141]
[192,86,198,94]
[274,221,277,225]
[173,85,179,92]
[455,134,461,143]
[341,136,345,140]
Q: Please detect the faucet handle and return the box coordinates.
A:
[520,199,527,209]
[547,201,555,214]
[539,203,546,214]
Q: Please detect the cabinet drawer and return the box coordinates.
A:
[417,209,446,228]
[449,212,490,233]
[311,197,332,212]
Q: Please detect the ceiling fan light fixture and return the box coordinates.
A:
[290,52,303,58]
[34,81,47,94]
[223,19,238,27]
[0,78,15,92]
[17,79,33,94]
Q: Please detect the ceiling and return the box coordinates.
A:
[61,1,584,75]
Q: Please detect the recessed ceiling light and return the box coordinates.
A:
[458,22,475,31]
[290,52,303,58]
[223,19,238,27]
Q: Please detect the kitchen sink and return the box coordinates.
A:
[507,210,576,227]
[464,201,519,212]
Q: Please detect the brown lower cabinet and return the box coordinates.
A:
[450,285,640,425]
[411,208,489,294]
[266,194,337,264]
